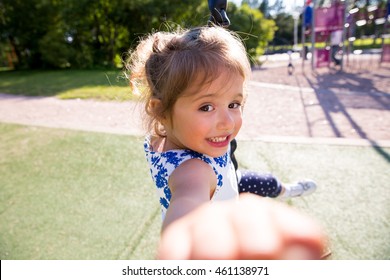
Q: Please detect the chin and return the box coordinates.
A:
[206,148,229,158]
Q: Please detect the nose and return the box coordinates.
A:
[217,109,236,132]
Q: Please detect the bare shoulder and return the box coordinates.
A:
[169,158,217,198]
[162,158,218,230]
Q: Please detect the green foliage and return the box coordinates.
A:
[38,28,75,68]
[229,3,276,61]
[272,12,294,45]
[0,0,59,69]
[259,0,270,16]
[0,0,275,69]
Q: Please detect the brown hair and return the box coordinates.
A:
[125,25,251,136]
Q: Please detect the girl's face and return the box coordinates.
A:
[163,72,245,158]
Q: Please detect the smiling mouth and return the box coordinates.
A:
[208,136,229,143]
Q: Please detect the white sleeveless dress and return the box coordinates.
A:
[144,136,239,219]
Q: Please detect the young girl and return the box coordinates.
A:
[126,26,325,259]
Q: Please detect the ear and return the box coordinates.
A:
[149,98,167,123]
[149,98,161,112]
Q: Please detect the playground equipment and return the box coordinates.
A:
[302,0,389,70]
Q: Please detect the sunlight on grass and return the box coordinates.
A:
[1,123,390,259]
[235,140,390,260]
[0,70,137,101]
[57,86,135,101]
[0,123,160,260]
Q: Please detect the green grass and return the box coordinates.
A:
[353,37,390,49]
[1,123,390,259]
[235,140,390,260]
[300,37,390,51]
[0,70,136,101]
[0,123,160,259]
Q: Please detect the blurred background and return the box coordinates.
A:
[1,0,389,70]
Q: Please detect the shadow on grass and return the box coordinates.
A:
[0,124,159,259]
[0,69,128,97]
[235,140,390,260]
[1,123,389,259]
[297,68,390,163]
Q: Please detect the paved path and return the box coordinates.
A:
[1,54,390,147]
[0,93,143,136]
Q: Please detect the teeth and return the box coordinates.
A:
[209,136,227,143]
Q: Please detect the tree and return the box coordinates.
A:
[229,3,276,61]
[0,0,276,69]
[272,12,294,46]
[271,0,285,14]
[0,0,59,69]
[258,0,284,17]
[242,0,260,8]
[259,0,270,17]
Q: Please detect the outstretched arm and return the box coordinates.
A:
[162,159,217,232]
[158,193,327,260]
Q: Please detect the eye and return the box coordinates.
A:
[199,104,214,112]
[228,102,242,109]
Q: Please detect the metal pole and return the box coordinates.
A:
[294,16,298,50]
[311,0,316,70]
[293,0,298,50]
[381,0,390,64]
[302,1,306,69]
[340,0,349,72]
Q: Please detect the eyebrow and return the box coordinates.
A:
[192,92,244,103]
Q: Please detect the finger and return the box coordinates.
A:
[270,199,326,259]
[238,193,326,260]
[158,219,193,260]
[233,195,283,259]
[188,203,240,260]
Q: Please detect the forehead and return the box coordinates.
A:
[181,69,245,98]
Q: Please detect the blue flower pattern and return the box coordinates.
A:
[144,137,235,218]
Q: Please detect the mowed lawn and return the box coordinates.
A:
[1,123,389,259]
[0,70,134,101]
[0,123,160,259]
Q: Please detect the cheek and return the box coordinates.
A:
[238,117,243,127]
[186,117,209,133]
[235,112,243,129]
[236,119,243,133]
[170,110,197,134]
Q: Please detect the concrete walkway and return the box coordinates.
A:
[1,54,390,147]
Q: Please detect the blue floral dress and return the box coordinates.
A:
[144,136,238,219]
